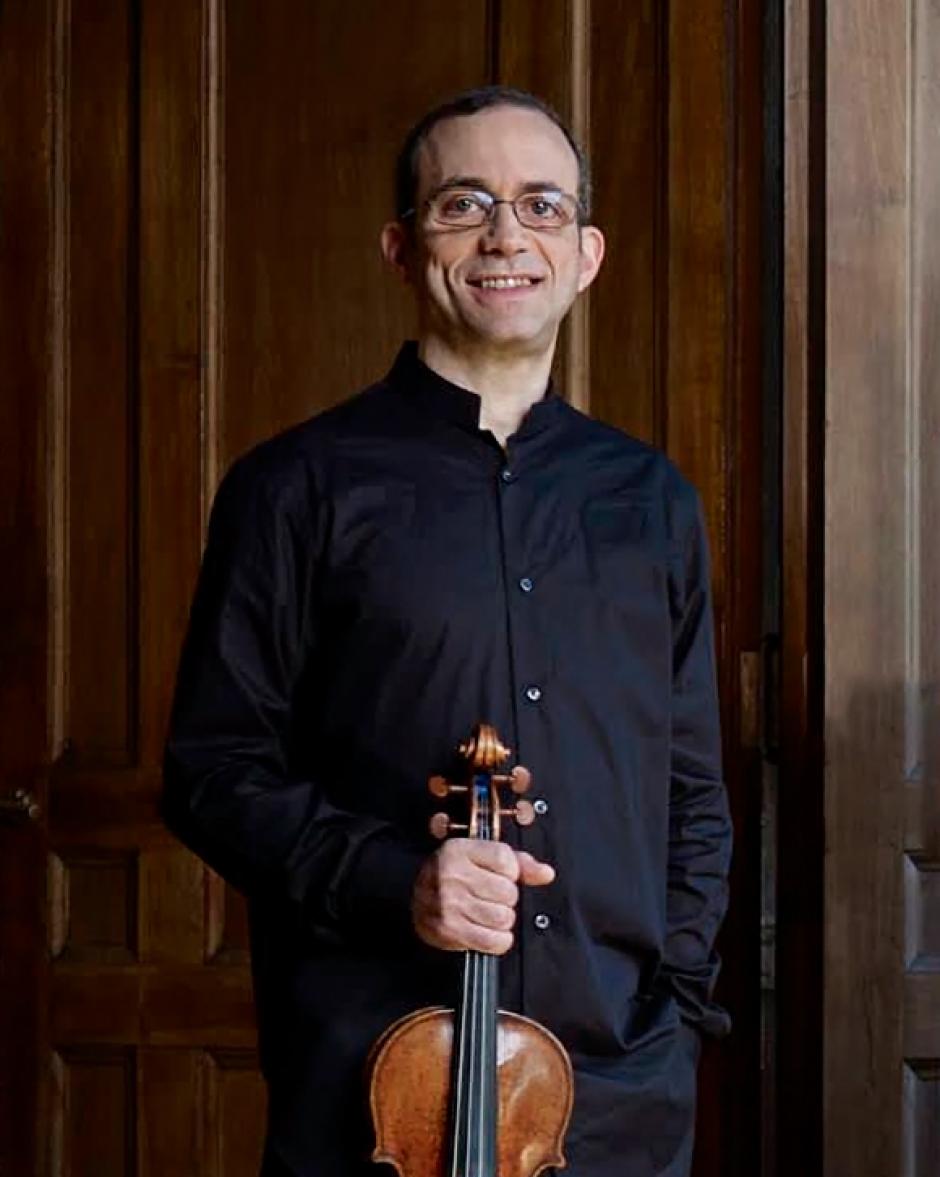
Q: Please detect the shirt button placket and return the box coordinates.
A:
[498,459,553,1002]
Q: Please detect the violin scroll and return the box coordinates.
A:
[427,723,536,842]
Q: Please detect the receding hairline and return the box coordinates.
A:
[413,104,583,198]
[393,86,592,221]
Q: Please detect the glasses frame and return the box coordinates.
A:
[401,185,584,232]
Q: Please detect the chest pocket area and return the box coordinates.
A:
[580,495,662,603]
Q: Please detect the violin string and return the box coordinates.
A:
[451,950,471,1177]
[452,774,500,1176]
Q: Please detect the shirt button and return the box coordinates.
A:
[534,913,551,931]
[519,576,534,593]
[500,468,514,483]
[533,798,548,816]
[524,685,542,703]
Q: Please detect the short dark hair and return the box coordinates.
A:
[394,85,592,222]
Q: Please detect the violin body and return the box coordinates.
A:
[367,724,574,1176]
[368,1005,572,1177]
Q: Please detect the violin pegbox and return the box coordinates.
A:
[427,723,535,842]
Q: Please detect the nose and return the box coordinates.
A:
[479,202,528,254]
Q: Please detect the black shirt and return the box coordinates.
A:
[163,342,732,1177]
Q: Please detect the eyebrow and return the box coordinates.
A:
[432,175,565,195]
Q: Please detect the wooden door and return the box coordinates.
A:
[778,1,940,1174]
[0,2,765,1174]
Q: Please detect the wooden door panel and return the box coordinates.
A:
[1,2,764,1174]
[220,1,489,459]
[67,0,135,765]
[50,1048,136,1176]
[589,0,661,443]
[803,0,940,1173]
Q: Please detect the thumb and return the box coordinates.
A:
[516,850,555,887]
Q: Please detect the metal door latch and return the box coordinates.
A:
[0,788,40,824]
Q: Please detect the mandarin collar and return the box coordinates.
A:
[385,341,562,440]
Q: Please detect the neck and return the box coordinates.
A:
[418,334,555,448]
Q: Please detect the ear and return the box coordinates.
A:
[380,221,413,283]
[576,225,606,293]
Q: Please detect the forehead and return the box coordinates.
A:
[416,105,580,196]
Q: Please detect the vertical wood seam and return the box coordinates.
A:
[50,0,71,763]
[200,0,224,529]
[728,0,740,601]
[127,0,142,766]
[653,0,669,450]
[566,0,590,413]
[905,0,922,788]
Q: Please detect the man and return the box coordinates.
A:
[163,86,732,1177]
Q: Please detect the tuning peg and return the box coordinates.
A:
[500,799,535,827]
[429,812,468,840]
[428,775,468,799]
[493,765,532,795]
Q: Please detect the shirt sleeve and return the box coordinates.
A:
[161,449,427,944]
[661,487,733,1036]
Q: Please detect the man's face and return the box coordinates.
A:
[382,105,604,356]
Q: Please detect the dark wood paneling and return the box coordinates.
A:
[54,852,139,964]
[206,871,252,964]
[498,0,570,113]
[51,1048,136,1177]
[139,847,204,963]
[138,0,206,766]
[52,965,256,1047]
[777,0,825,1170]
[0,0,53,1170]
[904,9,940,1175]
[220,0,490,464]
[138,1049,204,1177]
[589,0,660,443]
[68,0,134,763]
[663,3,729,600]
[2,3,768,1175]
[208,1051,268,1177]
[824,0,908,1172]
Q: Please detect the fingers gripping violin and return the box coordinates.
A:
[367,724,574,1177]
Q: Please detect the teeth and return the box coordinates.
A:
[477,277,534,289]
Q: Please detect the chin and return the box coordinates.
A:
[468,317,556,351]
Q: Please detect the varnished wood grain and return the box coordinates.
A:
[207,1051,268,1177]
[220,0,489,464]
[777,0,825,1170]
[50,1048,136,1176]
[824,0,908,1173]
[52,964,255,1047]
[0,0,53,1171]
[588,0,660,443]
[370,1007,572,1177]
[67,0,134,763]
[2,4,768,1175]
[138,0,206,767]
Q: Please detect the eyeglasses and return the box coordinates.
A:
[404,187,582,231]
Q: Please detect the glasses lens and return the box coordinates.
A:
[515,191,578,229]
[430,190,490,226]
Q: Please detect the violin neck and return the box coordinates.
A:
[449,948,498,1177]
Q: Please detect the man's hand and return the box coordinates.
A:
[412,839,555,955]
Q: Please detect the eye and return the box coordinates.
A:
[522,193,565,221]
[436,191,488,219]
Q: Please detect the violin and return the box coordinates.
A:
[367,723,573,1176]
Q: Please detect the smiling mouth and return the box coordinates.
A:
[467,276,542,290]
